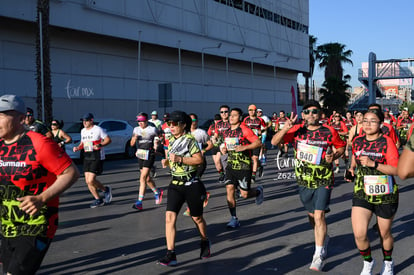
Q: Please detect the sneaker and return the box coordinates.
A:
[157,250,177,266]
[226,216,240,228]
[103,186,112,204]
[380,260,394,275]
[90,198,104,208]
[360,259,375,275]
[255,185,264,205]
[258,166,264,177]
[132,200,143,211]
[203,192,210,208]
[183,207,191,216]
[155,188,164,205]
[218,173,226,183]
[309,254,325,271]
[322,235,330,258]
[334,166,340,174]
[200,239,211,259]
[251,176,256,184]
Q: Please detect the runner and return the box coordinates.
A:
[275,110,289,157]
[398,128,414,179]
[331,113,349,173]
[161,113,171,168]
[344,111,356,167]
[222,107,264,228]
[212,105,231,183]
[271,100,346,271]
[130,112,163,211]
[345,109,399,275]
[157,111,210,266]
[73,113,113,208]
[366,104,400,149]
[396,109,412,146]
[243,104,266,183]
[257,108,271,166]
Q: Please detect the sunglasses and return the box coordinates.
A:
[248,109,256,111]
[167,121,182,127]
[220,110,229,114]
[303,109,319,115]
[51,123,58,126]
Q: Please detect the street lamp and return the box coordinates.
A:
[225,47,244,88]
[251,53,269,90]
[201,43,222,88]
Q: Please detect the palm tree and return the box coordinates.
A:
[36,0,52,123]
[303,35,317,101]
[315,42,353,113]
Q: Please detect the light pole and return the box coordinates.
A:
[225,47,244,89]
[251,53,269,91]
[201,43,222,89]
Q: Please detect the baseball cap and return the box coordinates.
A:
[248,104,257,110]
[169,111,188,122]
[151,110,158,115]
[0,94,26,114]
[257,108,263,112]
[82,113,94,120]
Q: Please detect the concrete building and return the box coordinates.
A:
[1,0,309,124]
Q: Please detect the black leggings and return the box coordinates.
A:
[166,179,207,217]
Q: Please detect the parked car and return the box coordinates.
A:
[64,119,135,159]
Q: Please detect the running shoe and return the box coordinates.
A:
[251,176,256,185]
[218,173,226,184]
[155,188,163,205]
[226,216,240,229]
[132,200,143,211]
[334,166,340,174]
[360,259,375,275]
[322,234,330,258]
[157,250,177,266]
[103,186,112,204]
[255,185,264,205]
[309,254,325,271]
[258,165,264,177]
[380,260,394,275]
[183,207,191,216]
[200,239,211,259]
[90,198,104,208]
[203,192,211,208]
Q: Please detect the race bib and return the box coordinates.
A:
[279,123,285,129]
[296,142,323,165]
[225,137,239,151]
[84,141,94,152]
[405,123,411,130]
[363,175,393,196]
[136,149,149,160]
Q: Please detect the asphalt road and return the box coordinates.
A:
[38,148,414,274]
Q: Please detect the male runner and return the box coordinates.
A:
[271,100,346,271]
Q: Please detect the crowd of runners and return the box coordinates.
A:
[2,94,414,274]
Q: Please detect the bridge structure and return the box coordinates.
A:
[349,52,414,110]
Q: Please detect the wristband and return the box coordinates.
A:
[60,141,65,145]
[374,161,379,169]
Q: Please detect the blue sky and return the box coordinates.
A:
[308,0,414,88]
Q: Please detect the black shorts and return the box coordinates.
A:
[210,146,220,155]
[225,167,252,191]
[1,235,51,275]
[352,197,398,219]
[137,152,156,169]
[83,159,104,175]
[252,147,261,157]
[298,185,332,213]
[166,179,207,217]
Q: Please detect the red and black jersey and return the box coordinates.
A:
[0,131,73,239]
[344,118,356,130]
[331,121,349,136]
[283,124,346,188]
[207,123,216,136]
[352,135,399,204]
[243,116,266,136]
[214,120,230,136]
[222,124,258,170]
[397,118,412,129]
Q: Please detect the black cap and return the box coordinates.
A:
[169,111,191,131]
[82,113,94,120]
[26,107,34,116]
[303,100,321,110]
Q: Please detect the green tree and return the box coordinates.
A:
[315,42,353,113]
[36,0,53,123]
[303,35,317,101]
